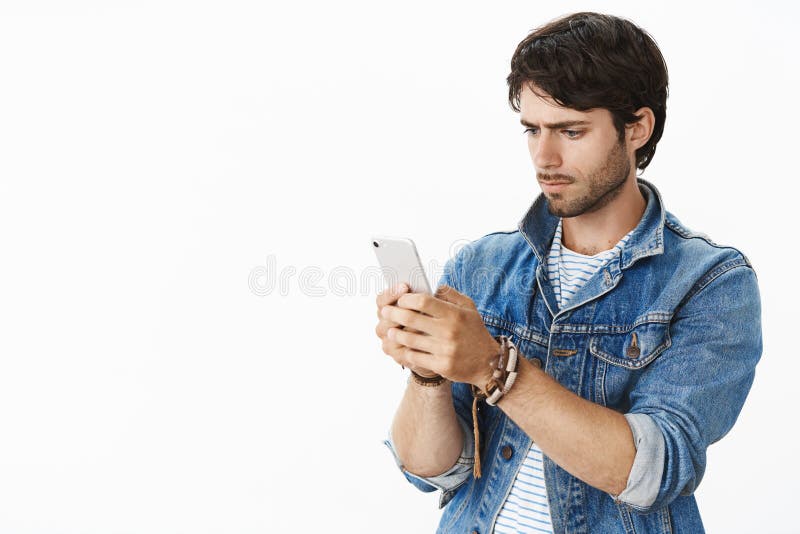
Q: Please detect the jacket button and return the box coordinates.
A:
[501,445,513,460]
[626,345,641,358]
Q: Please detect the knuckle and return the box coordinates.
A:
[392,328,405,344]
[394,308,409,325]
[419,294,433,309]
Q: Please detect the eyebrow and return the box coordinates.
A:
[520,119,591,129]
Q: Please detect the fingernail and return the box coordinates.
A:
[397,283,408,292]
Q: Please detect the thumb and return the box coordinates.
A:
[435,284,475,308]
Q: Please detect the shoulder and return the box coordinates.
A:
[445,229,536,297]
[660,211,756,296]
[453,229,531,270]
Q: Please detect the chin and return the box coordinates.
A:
[545,197,585,218]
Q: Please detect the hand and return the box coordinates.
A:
[375,283,438,378]
[379,285,501,388]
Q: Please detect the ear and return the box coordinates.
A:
[626,107,656,152]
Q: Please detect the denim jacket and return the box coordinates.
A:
[385,179,762,533]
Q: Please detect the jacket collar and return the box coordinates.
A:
[517,178,666,270]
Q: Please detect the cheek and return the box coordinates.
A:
[526,138,536,158]
[567,140,608,176]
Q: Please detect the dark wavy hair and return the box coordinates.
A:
[507,12,669,171]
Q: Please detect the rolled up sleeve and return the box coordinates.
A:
[613,412,665,508]
[383,410,474,509]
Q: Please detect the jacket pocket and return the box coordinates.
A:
[589,319,672,370]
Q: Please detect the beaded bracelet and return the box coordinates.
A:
[486,337,519,405]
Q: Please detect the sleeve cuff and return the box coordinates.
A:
[383,415,474,508]
[613,412,665,509]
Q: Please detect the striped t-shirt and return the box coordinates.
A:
[493,219,633,533]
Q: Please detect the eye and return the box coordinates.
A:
[563,129,582,139]
[523,127,539,136]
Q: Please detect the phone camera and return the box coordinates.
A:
[373,241,379,248]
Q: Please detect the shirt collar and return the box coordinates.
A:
[517,178,666,270]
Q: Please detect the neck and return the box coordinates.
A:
[561,178,646,255]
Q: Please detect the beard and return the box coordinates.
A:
[540,139,631,218]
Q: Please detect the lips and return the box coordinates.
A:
[539,180,571,194]
[538,174,573,186]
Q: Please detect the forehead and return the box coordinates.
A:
[519,83,610,125]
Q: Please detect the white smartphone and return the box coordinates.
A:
[371,235,432,294]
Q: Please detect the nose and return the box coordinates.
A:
[531,131,562,169]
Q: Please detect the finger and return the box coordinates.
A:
[375,304,406,326]
[377,303,403,324]
[395,291,452,318]
[382,341,424,373]
[434,284,476,309]
[375,318,405,338]
[375,321,388,338]
[386,343,437,372]
[376,283,410,308]
[399,345,438,373]
[381,338,406,357]
[381,305,444,337]
[376,317,427,344]
[387,326,436,354]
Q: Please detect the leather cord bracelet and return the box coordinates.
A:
[469,335,521,479]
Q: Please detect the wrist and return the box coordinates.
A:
[496,354,543,406]
[474,338,502,389]
[407,373,451,395]
[410,369,447,388]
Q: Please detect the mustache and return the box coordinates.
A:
[537,173,575,184]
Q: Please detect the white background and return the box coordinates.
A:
[0,1,797,532]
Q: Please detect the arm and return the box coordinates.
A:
[384,287,635,495]
[383,262,761,510]
[390,377,463,477]
[376,282,475,506]
[618,263,762,511]
[495,356,635,495]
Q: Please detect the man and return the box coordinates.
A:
[375,11,761,534]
